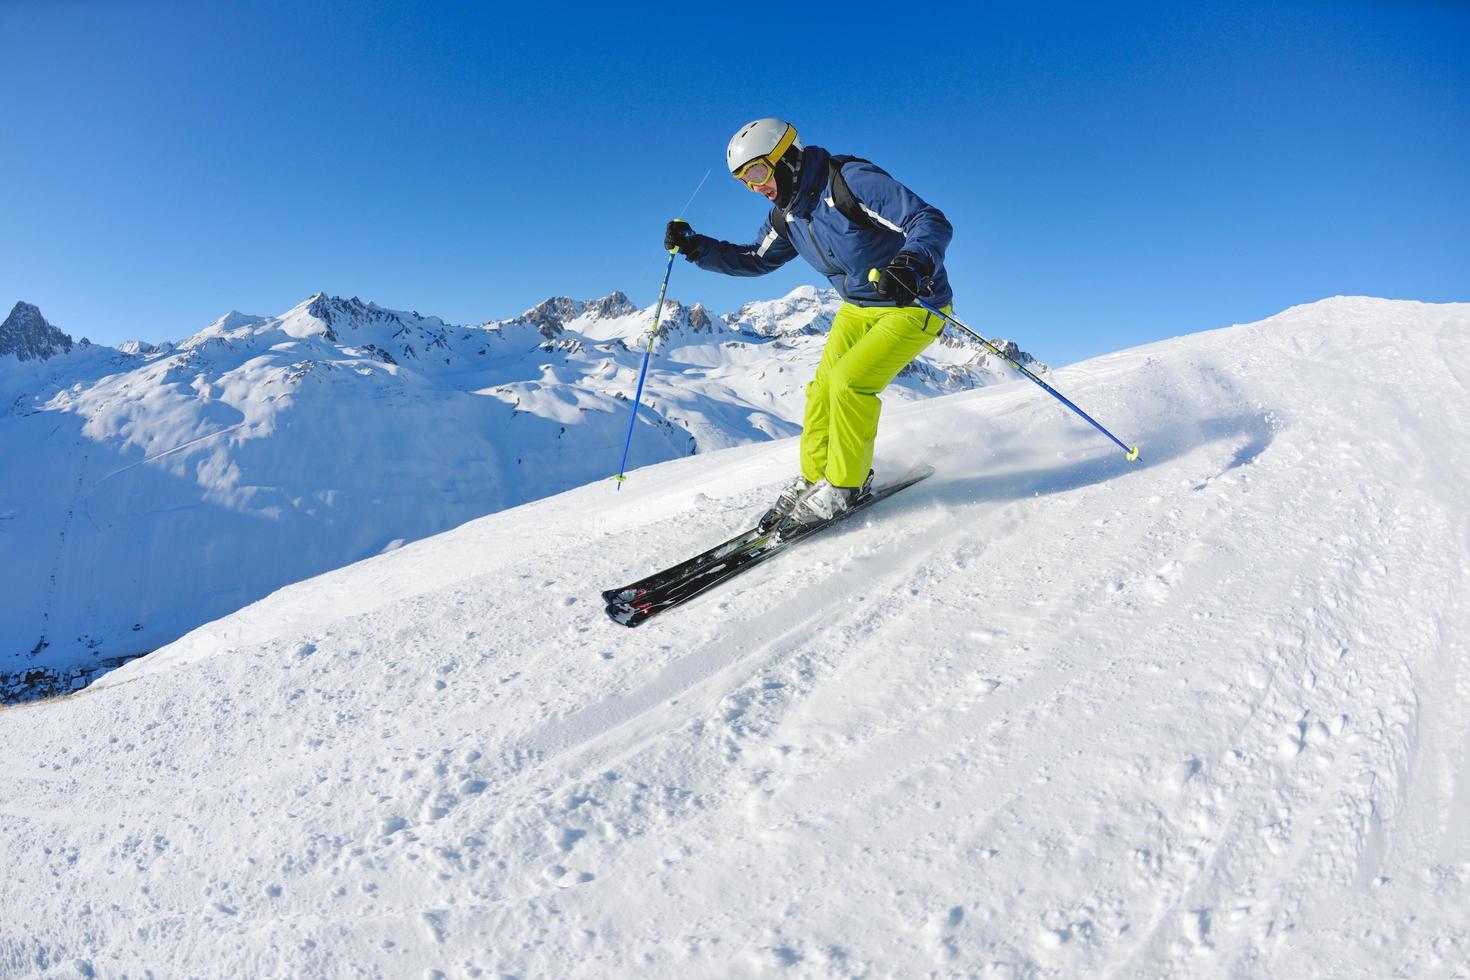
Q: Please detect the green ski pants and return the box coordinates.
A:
[800,301,949,488]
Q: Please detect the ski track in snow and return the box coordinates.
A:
[2,298,1469,978]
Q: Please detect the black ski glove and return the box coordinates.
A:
[664,219,696,253]
[875,253,929,306]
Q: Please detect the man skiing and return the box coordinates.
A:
[665,118,954,531]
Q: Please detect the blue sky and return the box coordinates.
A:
[3,0,1466,365]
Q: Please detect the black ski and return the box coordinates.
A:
[604,464,934,628]
[601,525,767,606]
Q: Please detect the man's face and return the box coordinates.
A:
[735,159,780,202]
[749,173,778,202]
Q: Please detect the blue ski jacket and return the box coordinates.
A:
[684,145,953,307]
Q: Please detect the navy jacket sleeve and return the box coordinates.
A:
[685,219,798,277]
[841,161,953,276]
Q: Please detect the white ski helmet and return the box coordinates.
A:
[726,118,801,181]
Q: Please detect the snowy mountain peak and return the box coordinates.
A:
[204,310,268,335]
[250,293,443,346]
[585,290,638,320]
[0,301,74,361]
[116,339,176,357]
[301,293,404,337]
[517,292,640,341]
[518,296,582,339]
[724,285,841,338]
[653,299,717,341]
[305,293,384,325]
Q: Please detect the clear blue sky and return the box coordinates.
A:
[3,0,1466,365]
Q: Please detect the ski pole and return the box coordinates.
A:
[613,232,682,488]
[868,269,1140,462]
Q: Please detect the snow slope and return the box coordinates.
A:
[1,288,1026,699]
[2,297,1467,977]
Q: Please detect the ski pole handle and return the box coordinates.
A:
[665,219,691,256]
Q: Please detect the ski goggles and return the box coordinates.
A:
[733,158,776,188]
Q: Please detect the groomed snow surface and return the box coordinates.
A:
[3,297,1468,978]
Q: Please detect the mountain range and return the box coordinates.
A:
[0,289,1040,700]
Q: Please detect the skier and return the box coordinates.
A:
[665,118,954,530]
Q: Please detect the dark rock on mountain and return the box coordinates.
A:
[1,302,74,362]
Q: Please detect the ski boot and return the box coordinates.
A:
[779,470,874,531]
[758,475,815,532]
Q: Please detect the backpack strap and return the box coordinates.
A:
[826,155,889,233]
[768,205,790,239]
[767,155,899,238]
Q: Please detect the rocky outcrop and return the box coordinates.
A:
[1,302,74,361]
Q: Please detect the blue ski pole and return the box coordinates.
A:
[613,232,683,488]
[869,269,1140,462]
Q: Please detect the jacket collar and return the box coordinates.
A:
[783,145,830,220]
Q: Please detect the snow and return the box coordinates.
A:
[2,296,1468,977]
[2,287,1017,696]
